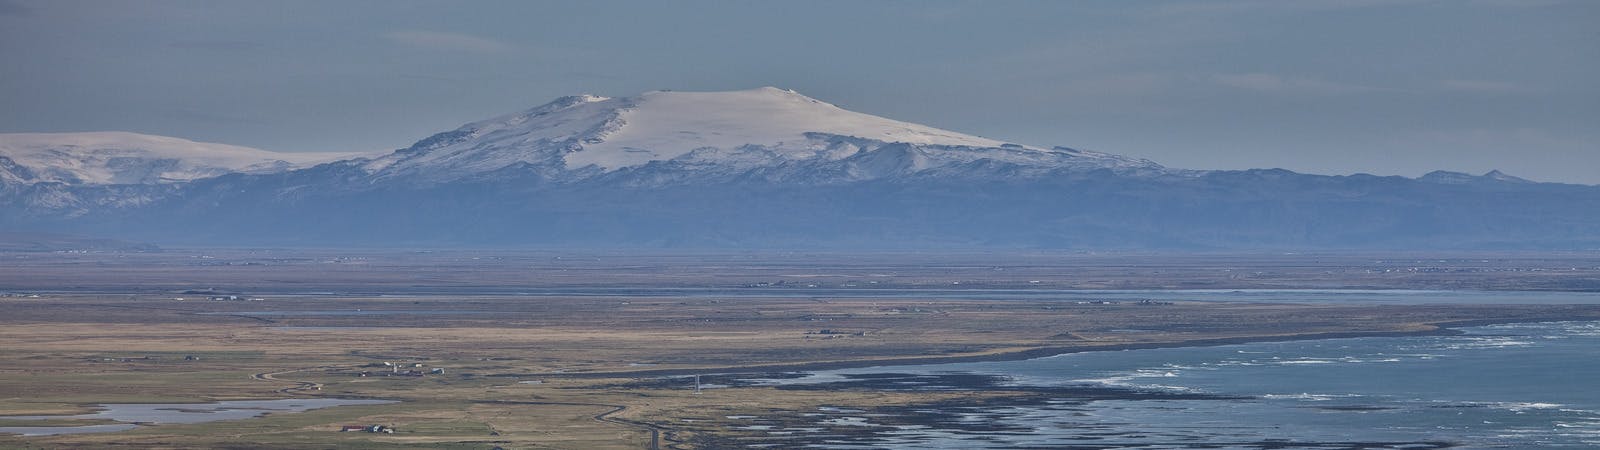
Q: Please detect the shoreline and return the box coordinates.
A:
[530,315,1589,379]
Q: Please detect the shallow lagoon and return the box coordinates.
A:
[0,398,394,436]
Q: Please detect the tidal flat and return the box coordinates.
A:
[0,398,393,436]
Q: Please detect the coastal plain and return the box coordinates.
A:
[1,250,1597,448]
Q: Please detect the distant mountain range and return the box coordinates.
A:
[3,87,1596,249]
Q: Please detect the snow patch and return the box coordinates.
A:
[564,87,1009,170]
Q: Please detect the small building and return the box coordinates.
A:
[340,424,394,433]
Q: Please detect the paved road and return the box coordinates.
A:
[250,367,328,394]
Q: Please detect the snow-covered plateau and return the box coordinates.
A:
[0,131,360,185]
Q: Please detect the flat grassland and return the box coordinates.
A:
[0,250,1597,448]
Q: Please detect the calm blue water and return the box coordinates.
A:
[415,289,1600,304]
[748,321,1600,448]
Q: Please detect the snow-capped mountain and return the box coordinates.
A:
[0,132,358,185]
[362,87,1162,184]
[1,88,1596,250]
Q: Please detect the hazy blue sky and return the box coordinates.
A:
[2,0,1596,183]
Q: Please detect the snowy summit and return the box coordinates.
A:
[559,87,1007,169]
[365,87,1159,182]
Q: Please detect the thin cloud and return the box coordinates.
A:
[1396,127,1586,149]
[398,73,467,83]
[1049,73,1176,99]
[1148,0,1424,16]
[382,30,513,54]
[1463,0,1569,7]
[1439,79,1534,94]
[1209,73,1393,95]
[1149,0,1565,16]
[169,40,265,52]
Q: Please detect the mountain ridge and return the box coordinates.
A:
[2,88,1596,250]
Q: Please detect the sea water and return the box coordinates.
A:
[748,321,1600,448]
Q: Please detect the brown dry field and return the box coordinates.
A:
[3,249,1598,293]
[0,250,1598,448]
